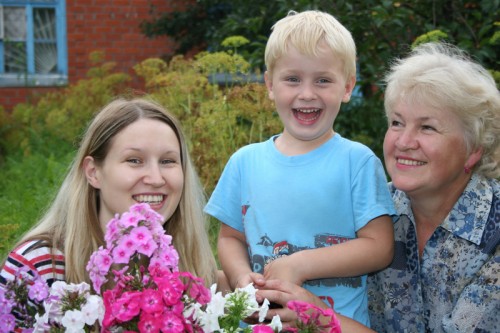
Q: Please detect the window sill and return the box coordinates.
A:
[0,74,68,87]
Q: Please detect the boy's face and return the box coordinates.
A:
[265,43,355,151]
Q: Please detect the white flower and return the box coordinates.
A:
[32,312,50,333]
[61,309,86,333]
[258,298,270,323]
[270,315,283,332]
[81,295,103,325]
[235,283,260,317]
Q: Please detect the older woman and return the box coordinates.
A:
[256,43,499,333]
[367,42,499,332]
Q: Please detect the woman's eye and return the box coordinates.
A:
[161,159,176,165]
[127,158,141,164]
[422,125,436,131]
[390,120,402,127]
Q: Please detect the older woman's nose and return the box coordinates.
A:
[395,128,419,150]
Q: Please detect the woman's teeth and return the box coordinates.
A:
[133,194,164,204]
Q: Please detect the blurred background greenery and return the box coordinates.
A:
[1,0,498,259]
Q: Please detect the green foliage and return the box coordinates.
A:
[0,152,73,258]
[139,0,499,160]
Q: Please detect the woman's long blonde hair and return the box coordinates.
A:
[12,97,218,286]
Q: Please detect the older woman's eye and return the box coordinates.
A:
[127,158,141,164]
[390,120,402,127]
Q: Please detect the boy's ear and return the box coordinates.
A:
[342,76,357,103]
[264,71,275,100]
[83,156,101,189]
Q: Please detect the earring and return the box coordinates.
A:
[464,166,471,174]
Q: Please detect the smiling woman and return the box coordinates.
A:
[0,97,220,299]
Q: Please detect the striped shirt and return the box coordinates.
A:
[0,240,65,288]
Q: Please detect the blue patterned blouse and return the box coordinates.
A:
[368,174,499,332]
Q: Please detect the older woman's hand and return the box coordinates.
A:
[254,279,376,333]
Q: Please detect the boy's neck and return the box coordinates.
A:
[274,130,335,156]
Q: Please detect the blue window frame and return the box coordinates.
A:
[0,0,66,87]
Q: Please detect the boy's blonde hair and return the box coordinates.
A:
[264,10,357,81]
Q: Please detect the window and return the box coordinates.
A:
[0,0,67,87]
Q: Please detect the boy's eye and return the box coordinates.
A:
[286,77,300,83]
[317,78,331,84]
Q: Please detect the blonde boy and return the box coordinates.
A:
[205,10,395,326]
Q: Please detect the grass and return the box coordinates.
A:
[0,152,73,258]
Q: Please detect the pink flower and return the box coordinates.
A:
[138,312,162,333]
[161,312,184,333]
[138,238,158,257]
[252,325,274,333]
[157,280,183,306]
[0,314,16,333]
[28,278,49,302]
[111,241,135,264]
[112,291,142,322]
[129,226,153,246]
[141,289,164,314]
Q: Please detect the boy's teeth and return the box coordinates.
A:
[296,108,320,113]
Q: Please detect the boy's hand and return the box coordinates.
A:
[263,254,305,285]
[234,271,265,289]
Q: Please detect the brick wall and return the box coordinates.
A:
[0,0,188,112]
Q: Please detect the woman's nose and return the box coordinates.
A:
[395,129,418,150]
[144,164,166,186]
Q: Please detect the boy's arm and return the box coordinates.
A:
[263,215,394,283]
[218,223,255,289]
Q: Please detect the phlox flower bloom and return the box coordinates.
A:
[129,225,153,245]
[112,241,135,264]
[0,289,14,314]
[157,280,183,306]
[252,324,274,333]
[138,312,162,333]
[120,211,141,228]
[0,314,16,333]
[138,238,158,257]
[258,298,270,323]
[270,315,283,332]
[60,310,86,333]
[161,312,184,333]
[81,295,104,325]
[141,288,164,314]
[28,278,49,302]
[112,291,142,322]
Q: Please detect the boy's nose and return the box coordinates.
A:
[298,84,317,100]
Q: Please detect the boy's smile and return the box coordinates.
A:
[265,43,355,155]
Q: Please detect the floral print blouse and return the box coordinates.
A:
[368,174,499,332]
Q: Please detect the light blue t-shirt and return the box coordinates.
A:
[205,134,396,326]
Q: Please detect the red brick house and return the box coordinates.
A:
[0,0,186,111]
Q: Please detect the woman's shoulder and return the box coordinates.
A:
[1,240,65,286]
